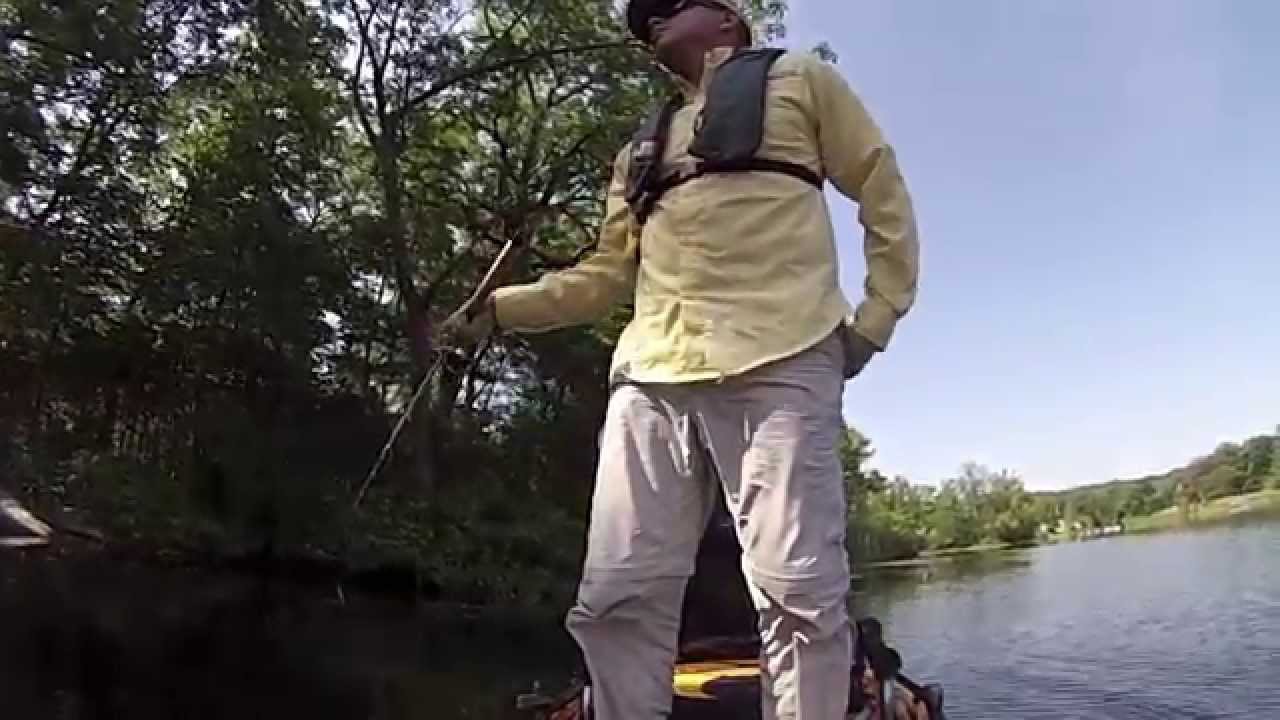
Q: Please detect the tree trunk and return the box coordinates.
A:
[380,144,438,496]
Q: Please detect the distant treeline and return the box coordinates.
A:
[844,427,1280,562]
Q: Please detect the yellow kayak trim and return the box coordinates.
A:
[673,659,761,700]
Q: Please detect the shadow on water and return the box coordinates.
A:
[0,551,579,720]
[853,548,1037,608]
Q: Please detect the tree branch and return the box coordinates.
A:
[378,0,405,81]
[420,234,482,309]
[538,128,604,207]
[550,76,602,108]
[36,89,117,226]
[469,0,541,91]
[403,40,636,115]
[488,0,539,53]
[348,14,380,146]
[351,1,391,138]
[549,203,598,249]
[9,31,105,70]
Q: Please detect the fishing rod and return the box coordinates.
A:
[351,235,526,510]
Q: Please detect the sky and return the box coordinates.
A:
[779,0,1279,491]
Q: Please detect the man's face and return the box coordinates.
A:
[649,1,733,62]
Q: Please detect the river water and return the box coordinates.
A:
[2,519,1277,719]
[856,519,1280,719]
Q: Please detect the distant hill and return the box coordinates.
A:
[1031,428,1280,525]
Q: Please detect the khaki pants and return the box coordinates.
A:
[566,332,853,720]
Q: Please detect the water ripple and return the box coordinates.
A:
[867,522,1280,719]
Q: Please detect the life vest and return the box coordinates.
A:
[623,47,824,228]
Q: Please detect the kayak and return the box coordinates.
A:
[516,623,947,720]
[516,500,948,719]
[668,650,947,720]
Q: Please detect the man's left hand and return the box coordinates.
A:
[843,329,880,379]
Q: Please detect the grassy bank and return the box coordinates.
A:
[1125,490,1280,534]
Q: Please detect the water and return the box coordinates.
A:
[0,551,580,719]
[857,520,1280,719]
[1,520,1277,719]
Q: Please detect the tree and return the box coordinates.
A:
[925,480,980,549]
[0,0,687,601]
[332,0,662,494]
[1174,475,1203,521]
[1238,435,1275,492]
[1127,478,1161,517]
[840,425,886,510]
[840,426,929,561]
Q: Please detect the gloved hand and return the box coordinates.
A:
[842,328,881,379]
[439,294,498,347]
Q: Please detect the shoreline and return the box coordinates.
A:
[862,542,1023,569]
[13,491,1279,603]
[861,490,1280,570]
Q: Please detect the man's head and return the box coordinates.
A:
[626,0,752,62]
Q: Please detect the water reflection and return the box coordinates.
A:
[853,549,1036,609]
[0,552,576,720]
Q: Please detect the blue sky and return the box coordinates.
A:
[782,1,1279,490]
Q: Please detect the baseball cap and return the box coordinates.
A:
[625,0,753,47]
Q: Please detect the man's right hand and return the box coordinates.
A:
[439,294,498,347]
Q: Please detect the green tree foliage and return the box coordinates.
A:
[842,434,1045,560]
[845,426,1279,562]
[842,426,924,561]
[0,0,695,604]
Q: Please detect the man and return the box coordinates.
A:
[447,1,919,717]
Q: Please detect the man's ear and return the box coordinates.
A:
[720,11,749,45]
[719,10,738,35]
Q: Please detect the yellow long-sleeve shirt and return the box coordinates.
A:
[492,47,919,384]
